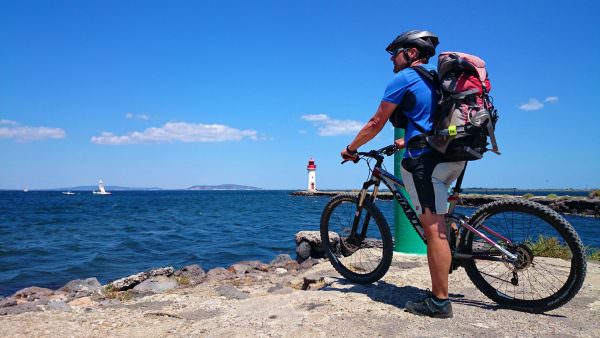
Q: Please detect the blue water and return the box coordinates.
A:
[1,191,599,296]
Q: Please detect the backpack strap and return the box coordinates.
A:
[406,66,439,135]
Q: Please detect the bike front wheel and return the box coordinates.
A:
[462,199,587,313]
[320,193,393,284]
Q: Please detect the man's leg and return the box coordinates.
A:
[420,209,450,299]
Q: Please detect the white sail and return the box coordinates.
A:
[93,179,111,195]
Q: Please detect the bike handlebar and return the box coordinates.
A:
[341,144,398,164]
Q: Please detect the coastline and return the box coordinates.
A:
[291,191,600,217]
[1,252,599,337]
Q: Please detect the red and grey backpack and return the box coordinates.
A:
[414,52,500,161]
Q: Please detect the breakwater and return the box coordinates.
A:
[291,191,600,217]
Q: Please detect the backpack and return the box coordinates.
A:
[413,52,500,161]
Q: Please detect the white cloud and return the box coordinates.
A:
[301,114,329,122]
[519,98,544,111]
[545,96,559,104]
[301,114,363,136]
[91,121,258,145]
[0,120,66,142]
[125,113,150,120]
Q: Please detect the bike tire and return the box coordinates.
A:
[320,193,393,284]
[461,199,586,313]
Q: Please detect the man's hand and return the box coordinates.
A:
[394,138,406,150]
[341,147,358,162]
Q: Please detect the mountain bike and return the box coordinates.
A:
[320,144,586,313]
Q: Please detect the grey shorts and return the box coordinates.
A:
[400,151,466,215]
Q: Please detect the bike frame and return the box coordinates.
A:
[353,155,518,263]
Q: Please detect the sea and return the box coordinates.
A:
[1,190,599,297]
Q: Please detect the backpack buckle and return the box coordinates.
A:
[448,125,457,136]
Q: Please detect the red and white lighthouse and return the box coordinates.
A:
[307,158,317,191]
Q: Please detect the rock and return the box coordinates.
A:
[0,302,42,315]
[295,231,340,261]
[46,300,72,312]
[274,268,288,275]
[132,276,178,294]
[270,254,294,268]
[12,287,55,303]
[60,278,102,298]
[173,265,206,286]
[296,240,312,261]
[68,296,97,307]
[0,297,17,308]
[216,285,249,300]
[299,258,319,270]
[206,268,235,282]
[108,267,174,291]
[228,263,254,275]
[174,264,206,278]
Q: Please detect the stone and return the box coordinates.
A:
[173,264,206,286]
[0,302,42,315]
[296,240,312,261]
[274,268,287,275]
[108,267,174,291]
[0,297,17,308]
[68,296,97,307]
[216,285,249,300]
[269,254,294,268]
[132,276,178,294]
[267,284,294,295]
[60,278,102,298]
[295,231,340,259]
[12,287,55,303]
[206,268,235,282]
[173,264,206,279]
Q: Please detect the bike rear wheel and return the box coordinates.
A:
[320,193,393,284]
[462,199,586,313]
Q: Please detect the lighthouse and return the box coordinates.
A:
[307,158,317,191]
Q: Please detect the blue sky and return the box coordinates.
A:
[1,0,599,190]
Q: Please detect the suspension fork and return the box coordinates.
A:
[349,179,380,242]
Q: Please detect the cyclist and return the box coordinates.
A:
[340,30,465,318]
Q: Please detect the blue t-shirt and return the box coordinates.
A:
[382,64,437,158]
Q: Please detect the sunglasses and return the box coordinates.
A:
[387,47,408,57]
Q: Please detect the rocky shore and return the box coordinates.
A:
[1,235,599,337]
[291,191,600,217]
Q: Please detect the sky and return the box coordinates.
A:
[1,0,599,190]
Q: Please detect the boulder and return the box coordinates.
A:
[269,254,294,267]
[132,276,178,294]
[12,287,55,303]
[206,268,235,282]
[295,231,340,261]
[0,297,17,308]
[60,278,102,298]
[108,267,174,291]
[173,264,206,285]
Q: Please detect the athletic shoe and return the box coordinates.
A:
[405,297,453,318]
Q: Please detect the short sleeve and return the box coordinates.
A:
[382,73,410,104]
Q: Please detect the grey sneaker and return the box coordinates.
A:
[405,297,453,318]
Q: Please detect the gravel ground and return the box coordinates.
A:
[1,254,598,338]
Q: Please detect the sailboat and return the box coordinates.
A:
[92,180,111,195]
[62,191,76,195]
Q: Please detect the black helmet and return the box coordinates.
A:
[386,30,439,57]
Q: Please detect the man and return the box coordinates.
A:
[340,30,465,318]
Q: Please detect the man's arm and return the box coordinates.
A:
[343,101,398,157]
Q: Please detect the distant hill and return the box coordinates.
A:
[187,184,261,191]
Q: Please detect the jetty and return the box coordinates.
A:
[291,191,600,217]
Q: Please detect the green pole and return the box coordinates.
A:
[394,128,427,254]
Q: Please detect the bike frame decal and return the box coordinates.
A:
[373,167,426,241]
